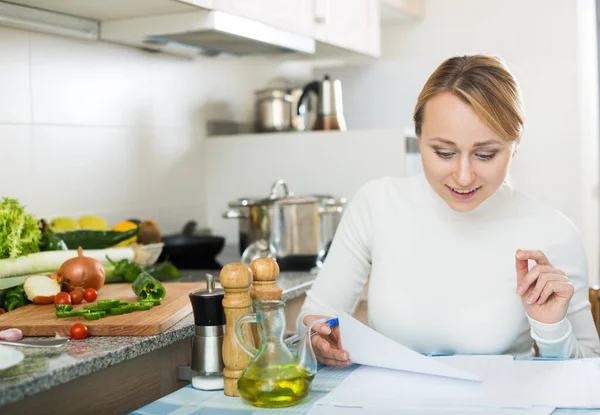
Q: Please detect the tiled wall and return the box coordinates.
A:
[204,130,408,244]
[0,26,310,234]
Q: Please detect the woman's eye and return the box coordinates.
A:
[434,151,454,159]
[476,153,496,161]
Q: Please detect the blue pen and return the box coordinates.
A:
[285,318,339,347]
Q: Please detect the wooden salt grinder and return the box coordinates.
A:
[221,263,254,397]
[250,258,283,346]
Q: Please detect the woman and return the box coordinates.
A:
[299,54,600,366]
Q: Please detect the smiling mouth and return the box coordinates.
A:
[446,185,481,200]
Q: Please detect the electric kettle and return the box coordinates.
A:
[297,74,346,131]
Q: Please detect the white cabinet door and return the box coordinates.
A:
[380,0,424,21]
[211,0,313,37]
[314,0,380,57]
[6,0,211,20]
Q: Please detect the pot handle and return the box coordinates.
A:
[269,179,290,199]
[318,206,343,215]
[222,209,248,219]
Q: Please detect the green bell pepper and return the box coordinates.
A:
[132,272,166,301]
[3,285,29,312]
[55,304,73,312]
[39,232,68,251]
[97,299,120,310]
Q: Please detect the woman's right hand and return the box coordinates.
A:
[303,315,350,366]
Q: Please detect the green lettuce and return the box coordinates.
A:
[0,198,41,259]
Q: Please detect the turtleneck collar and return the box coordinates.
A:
[418,174,514,221]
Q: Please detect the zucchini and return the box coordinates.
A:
[54,228,140,250]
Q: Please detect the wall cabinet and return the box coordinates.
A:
[314,0,380,57]
[4,0,212,21]
[380,0,424,21]
[211,0,314,37]
[0,0,422,60]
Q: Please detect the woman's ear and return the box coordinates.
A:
[512,139,520,157]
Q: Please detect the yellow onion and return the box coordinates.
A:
[59,247,105,292]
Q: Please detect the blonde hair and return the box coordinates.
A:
[413,55,524,142]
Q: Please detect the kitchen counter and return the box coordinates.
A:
[0,269,317,409]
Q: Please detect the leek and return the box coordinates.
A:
[0,247,134,279]
[0,275,28,290]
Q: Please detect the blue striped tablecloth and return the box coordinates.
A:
[131,363,600,415]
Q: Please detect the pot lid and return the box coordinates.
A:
[254,88,292,101]
[312,195,348,205]
[228,179,319,207]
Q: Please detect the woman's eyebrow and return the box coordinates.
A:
[473,140,502,147]
[429,137,456,146]
[429,137,502,147]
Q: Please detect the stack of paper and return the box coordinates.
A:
[307,312,600,414]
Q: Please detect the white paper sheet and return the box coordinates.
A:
[511,359,600,408]
[312,355,600,411]
[307,405,555,415]
[338,312,480,381]
[316,355,526,409]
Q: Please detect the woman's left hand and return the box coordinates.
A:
[515,249,574,324]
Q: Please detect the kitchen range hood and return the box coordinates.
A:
[101,10,316,57]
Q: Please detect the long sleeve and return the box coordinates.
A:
[296,182,374,331]
[528,222,600,358]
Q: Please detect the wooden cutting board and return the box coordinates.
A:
[0,282,206,336]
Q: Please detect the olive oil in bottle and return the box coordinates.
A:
[237,364,315,408]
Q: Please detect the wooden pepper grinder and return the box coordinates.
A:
[221,263,254,397]
[250,258,283,346]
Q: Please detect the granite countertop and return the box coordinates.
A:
[0,269,317,407]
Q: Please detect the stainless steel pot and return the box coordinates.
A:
[222,180,346,271]
[254,79,314,132]
[254,88,294,132]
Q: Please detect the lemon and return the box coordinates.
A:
[112,221,138,246]
[78,215,109,230]
[49,217,80,233]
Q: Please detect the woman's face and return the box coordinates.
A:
[418,92,517,212]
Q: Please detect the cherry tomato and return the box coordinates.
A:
[70,323,88,340]
[69,290,83,305]
[54,292,72,305]
[83,288,98,303]
[0,308,5,315]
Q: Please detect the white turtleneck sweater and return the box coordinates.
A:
[299,175,600,358]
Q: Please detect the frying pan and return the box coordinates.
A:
[157,221,225,270]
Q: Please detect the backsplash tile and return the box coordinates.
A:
[0,125,33,204]
[30,33,153,126]
[204,130,407,243]
[151,126,205,221]
[157,204,205,237]
[30,125,156,219]
[0,29,308,234]
[0,28,31,124]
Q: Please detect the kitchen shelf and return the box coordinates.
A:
[204,128,410,143]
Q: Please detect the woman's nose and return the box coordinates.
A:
[454,157,475,186]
